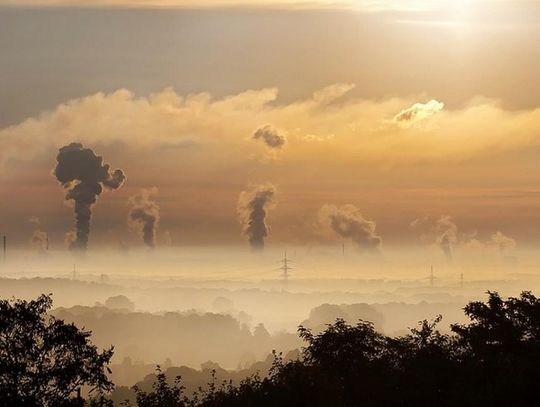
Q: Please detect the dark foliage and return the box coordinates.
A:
[5,291,540,406]
[132,291,540,407]
[0,294,114,407]
[128,366,186,407]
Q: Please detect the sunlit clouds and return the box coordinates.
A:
[1,83,539,248]
[393,100,444,126]
[1,84,540,167]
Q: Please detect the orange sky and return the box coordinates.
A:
[0,1,539,250]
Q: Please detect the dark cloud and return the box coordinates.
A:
[253,125,286,149]
[318,204,382,253]
[54,142,126,251]
[237,184,276,251]
[128,188,160,249]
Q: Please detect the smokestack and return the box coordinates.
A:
[54,143,126,251]
[237,184,277,251]
[3,235,5,263]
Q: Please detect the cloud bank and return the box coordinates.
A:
[2,85,539,171]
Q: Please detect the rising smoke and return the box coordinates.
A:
[318,204,382,253]
[54,143,126,251]
[128,188,160,248]
[28,217,48,251]
[489,231,517,252]
[30,230,48,251]
[410,215,457,262]
[237,184,277,251]
[409,216,517,260]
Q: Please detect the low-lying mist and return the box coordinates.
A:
[0,244,538,389]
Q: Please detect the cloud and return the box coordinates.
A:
[393,99,444,125]
[253,125,287,150]
[317,204,382,253]
[2,85,539,173]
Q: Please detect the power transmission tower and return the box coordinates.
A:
[279,251,293,291]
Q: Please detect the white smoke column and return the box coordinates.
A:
[318,204,382,253]
[237,184,276,251]
[128,188,160,249]
[434,215,458,262]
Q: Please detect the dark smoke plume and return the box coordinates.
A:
[318,204,382,253]
[54,142,126,251]
[253,125,286,149]
[238,184,276,251]
[128,189,160,248]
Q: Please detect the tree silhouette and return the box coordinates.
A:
[128,366,185,407]
[0,294,114,406]
[162,291,540,407]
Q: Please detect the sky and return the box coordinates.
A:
[0,0,539,252]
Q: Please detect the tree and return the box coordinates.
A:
[130,366,186,407]
[0,294,114,406]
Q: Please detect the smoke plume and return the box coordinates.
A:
[30,230,48,251]
[128,188,160,248]
[435,216,457,262]
[253,125,286,149]
[410,215,458,262]
[237,184,276,251]
[28,217,48,251]
[318,204,382,253]
[488,231,517,252]
[54,142,126,251]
